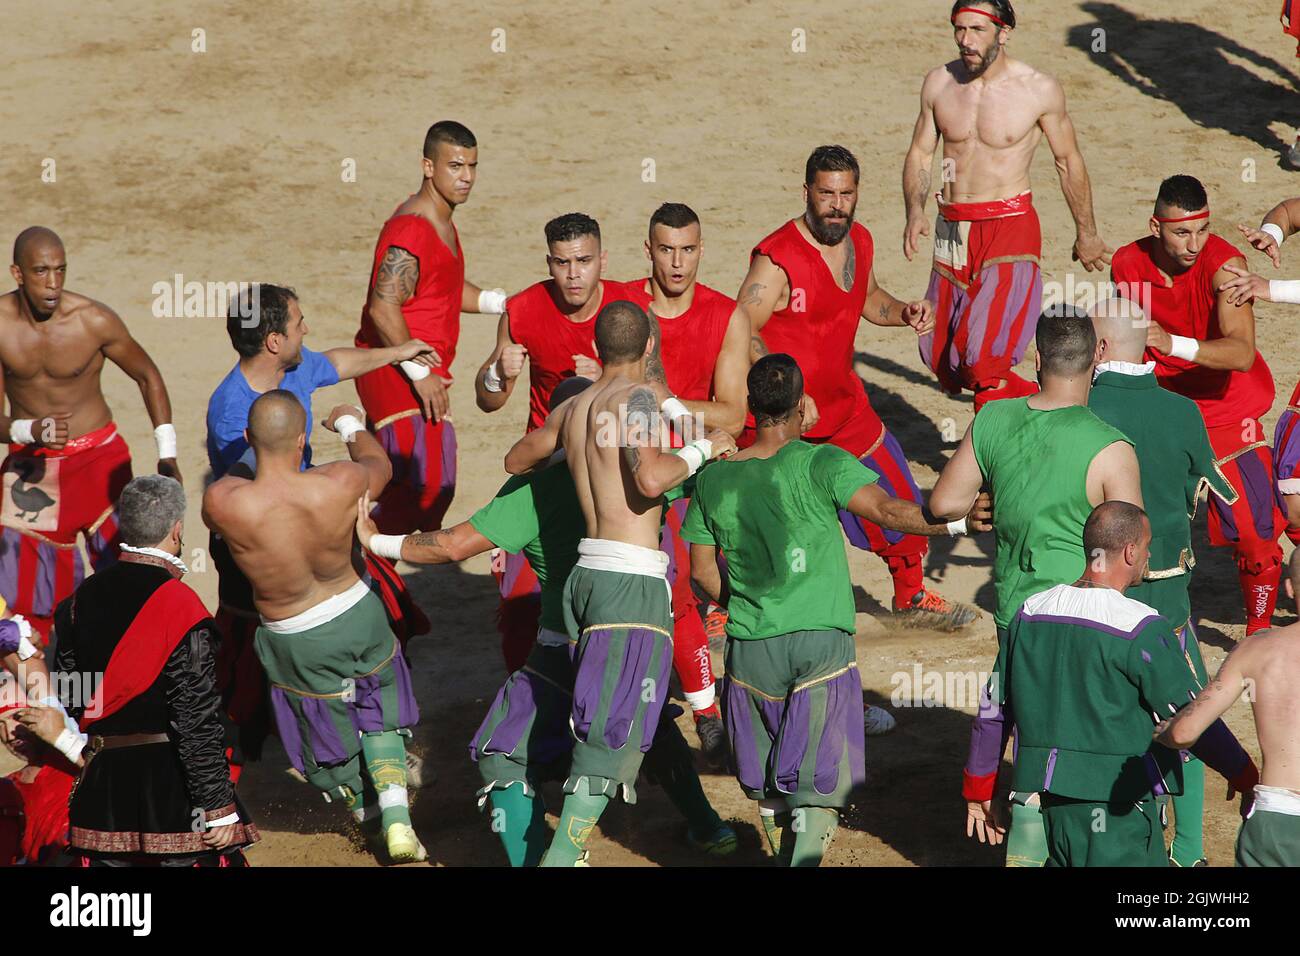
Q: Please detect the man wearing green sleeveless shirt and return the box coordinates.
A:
[1088,296,1237,865]
[997,502,1257,866]
[682,354,991,865]
[356,377,737,865]
[930,306,1142,864]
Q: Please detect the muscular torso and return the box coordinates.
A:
[207,466,364,620]
[561,376,664,550]
[1242,631,1300,791]
[931,59,1046,203]
[0,291,113,439]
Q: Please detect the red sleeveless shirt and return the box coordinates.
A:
[752,219,881,452]
[621,280,735,401]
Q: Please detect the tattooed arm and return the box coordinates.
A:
[1156,638,1256,751]
[862,268,934,335]
[621,386,735,497]
[366,246,421,347]
[729,253,789,364]
[402,523,495,564]
[903,68,942,261]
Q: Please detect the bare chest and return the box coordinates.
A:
[0,320,104,381]
[935,83,1040,149]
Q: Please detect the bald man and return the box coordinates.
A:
[202,391,424,864]
[1088,297,1237,864]
[1158,551,1300,866]
[0,227,179,642]
[991,502,1256,866]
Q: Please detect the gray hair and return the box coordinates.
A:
[118,475,187,547]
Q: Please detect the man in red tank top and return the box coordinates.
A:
[735,146,979,650]
[1111,175,1283,634]
[353,121,509,534]
[618,203,750,763]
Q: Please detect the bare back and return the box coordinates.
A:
[204,461,367,620]
[1236,627,1300,790]
[926,58,1053,203]
[561,373,664,550]
[0,290,114,438]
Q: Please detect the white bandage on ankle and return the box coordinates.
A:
[54,728,86,764]
[154,423,177,460]
[1270,279,1300,305]
[334,414,365,444]
[368,533,406,561]
[477,288,508,315]
[946,517,968,536]
[9,419,35,444]
[400,359,431,382]
[1168,335,1200,362]
[1262,223,1286,248]
[483,360,505,393]
[675,438,713,477]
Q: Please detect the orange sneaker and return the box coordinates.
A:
[704,605,729,650]
[891,588,979,632]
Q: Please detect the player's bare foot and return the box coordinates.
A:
[891,588,979,631]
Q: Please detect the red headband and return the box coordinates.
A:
[952,6,1009,28]
[1154,210,1210,224]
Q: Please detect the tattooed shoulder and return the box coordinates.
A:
[374,246,419,304]
[842,240,856,291]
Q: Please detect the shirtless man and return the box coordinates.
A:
[202,392,423,863]
[354,120,507,536]
[502,300,735,866]
[1156,549,1300,866]
[739,145,977,644]
[903,1,1110,409]
[0,226,180,641]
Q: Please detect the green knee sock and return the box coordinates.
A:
[540,790,609,867]
[1171,756,1205,866]
[786,806,838,867]
[758,801,789,858]
[1007,799,1048,867]
[361,731,411,829]
[489,784,549,867]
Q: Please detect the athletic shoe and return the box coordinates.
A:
[864,704,896,736]
[385,821,428,864]
[406,750,434,790]
[695,714,729,768]
[687,821,739,857]
[1168,854,1207,868]
[892,588,979,631]
[704,605,729,651]
[1286,141,1300,171]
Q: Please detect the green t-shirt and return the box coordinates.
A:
[680,440,878,639]
[971,398,1131,630]
[469,462,582,633]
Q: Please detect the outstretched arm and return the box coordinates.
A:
[847,482,990,536]
[357,494,494,564]
[322,404,392,500]
[1039,76,1110,272]
[323,339,439,381]
[504,399,568,474]
[862,268,934,336]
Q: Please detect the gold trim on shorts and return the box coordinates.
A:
[267,638,400,699]
[0,521,80,549]
[729,662,858,703]
[575,623,672,641]
[373,408,423,431]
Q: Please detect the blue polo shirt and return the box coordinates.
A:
[206,347,340,478]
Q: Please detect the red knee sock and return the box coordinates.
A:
[1240,560,1282,635]
[886,554,925,609]
[672,608,717,714]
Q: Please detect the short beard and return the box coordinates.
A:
[963,43,1000,78]
[804,204,854,246]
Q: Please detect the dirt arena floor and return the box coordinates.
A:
[3,0,1299,866]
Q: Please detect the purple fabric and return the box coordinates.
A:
[989,261,1040,360]
[569,628,613,743]
[722,677,764,792]
[499,549,536,601]
[1017,610,1161,641]
[86,512,123,572]
[840,430,918,549]
[811,667,866,796]
[1189,718,1249,781]
[270,686,307,774]
[302,696,350,766]
[774,691,812,794]
[441,419,458,493]
[0,529,19,611]
[351,672,386,734]
[1236,446,1280,542]
[391,648,420,728]
[0,619,19,655]
[33,541,56,619]
[963,267,999,362]
[965,680,1010,777]
[1273,409,1300,478]
[602,627,662,750]
[1042,747,1059,790]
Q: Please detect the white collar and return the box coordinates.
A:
[119,544,190,574]
[1094,360,1156,380]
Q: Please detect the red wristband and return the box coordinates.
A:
[962,769,997,803]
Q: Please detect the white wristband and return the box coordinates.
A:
[478,288,508,315]
[368,533,406,561]
[334,414,365,443]
[1270,279,1300,305]
[946,517,968,537]
[15,635,37,661]
[483,361,505,393]
[1262,223,1286,248]
[206,811,241,829]
[400,359,431,382]
[54,728,86,764]
[9,419,35,444]
[675,438,713,477]
[661,397,690,425]
[1168,335,1200,362]
[154,423,177,460]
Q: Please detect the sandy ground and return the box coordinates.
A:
[2,0,1299,866]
